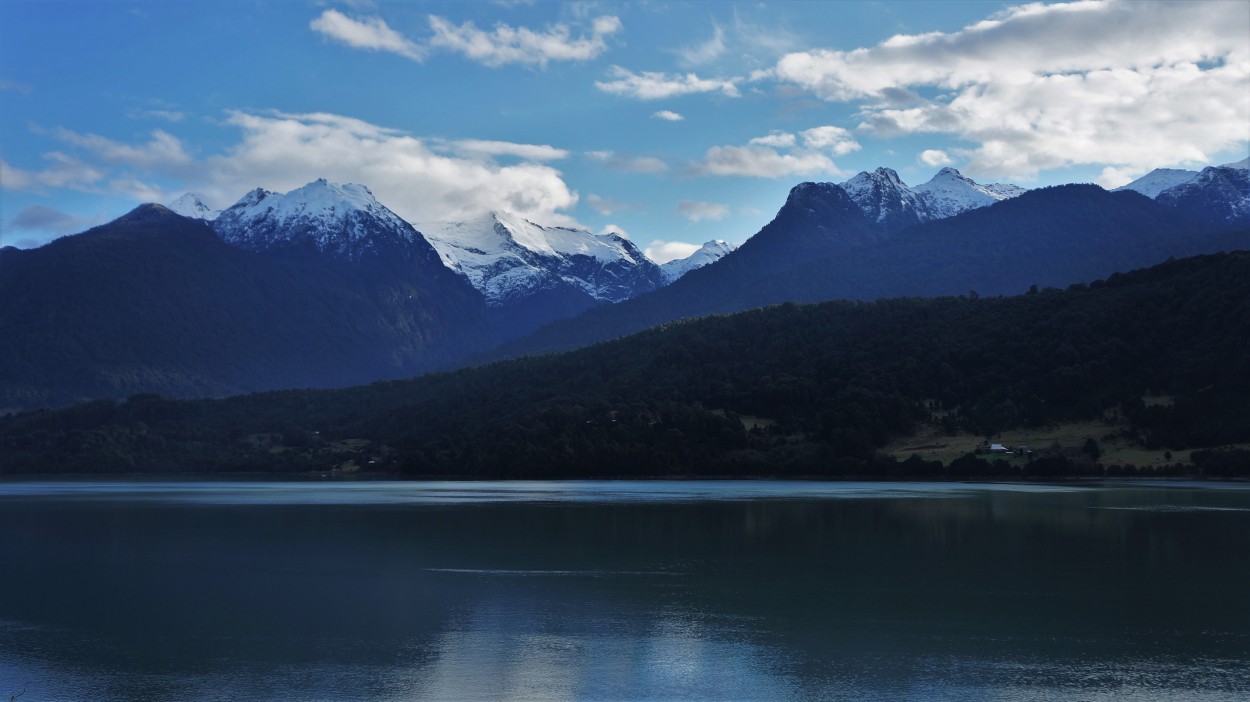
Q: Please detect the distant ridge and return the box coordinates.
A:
[488,183,1246,361]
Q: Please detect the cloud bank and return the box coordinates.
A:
[694,125,857,178]
[310,9,620,67]
[310,10,425,61]
[766,0,1250,177]
[595,66,741,100]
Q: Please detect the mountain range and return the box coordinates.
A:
[839,167,1025,234]
[417,211,666,338]
[5,250,1248,476]
[1117,158,1250,226]
[2,159,1246,411]
[0,203,493,411]
[493,172,1249,359]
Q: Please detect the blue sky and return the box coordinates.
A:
[2,1,1247,260]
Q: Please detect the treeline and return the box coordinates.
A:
[1,252,1248,477]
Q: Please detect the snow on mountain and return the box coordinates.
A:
[212,179,423,260]
[837,167,1025,231]
[659,240,738,283]
[419,211,665,306]
[839,167,928,233]
[1114,168,1200,199]
[1221,157,1249,170]
[1155,163,1250,226]
[912,168,1027,220]
[166,193,220,221]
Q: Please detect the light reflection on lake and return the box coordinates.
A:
[1,480,1247,701]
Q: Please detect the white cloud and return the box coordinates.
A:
[676,200,730,222]
[598,223,629,239]
[749,132,796,148]
[135,109,187,123]
[586,150,668,173]
[427,14,620,67]
[1,152,105,192]
[595,66,741,100]
[692,144,842,178]
[586,193,629,215]
[919,149,954,167]
[730,9,804,61]
[6,112,582,227]
[799,125,860,155]
[444,139,569,161]
[694,124,856,178]
[677,23,726,66]
[0,159,33,190]
[49,128,192,172]
[201,110,578,225]
[652,110,685,122]
[310,9,425,61]
[767,0,1250,177]
[1096,166,1135,189]
[110,177,168,203]
[645,239,700,264]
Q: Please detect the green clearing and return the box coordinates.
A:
[884,417,1196,468]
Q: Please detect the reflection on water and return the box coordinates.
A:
[1,481,1248,701]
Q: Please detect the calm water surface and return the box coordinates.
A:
[1,480,1248,701]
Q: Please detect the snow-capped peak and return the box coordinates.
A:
[419,211,663,306]
[659,239,738,283]
[839,167,927,230]
[166,193,221,221]
[912,167,1026,219]
[1114,168,1200,199]
[1220,157,1249,171]
[212,179,420,258]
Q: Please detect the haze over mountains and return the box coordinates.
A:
[2,160,1247,412]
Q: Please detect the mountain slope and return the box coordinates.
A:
[419,211,665,339]
[912,168,1026,219]
[490,184,1243,360]
[166,193,220,221]
[1115,168,1200,198]
[213,179,442,264]
[478,181,879,357]
[421,211,663,305]
[0,205,495,411]
[837,166,1026,234]
[1155,163,1250,228]
[839,167,929,233]
[659,240,737,283]
[4,251,1247,476]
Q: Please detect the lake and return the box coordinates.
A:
[1,480,1248,701]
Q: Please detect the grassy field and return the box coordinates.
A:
[883,417,1194,467]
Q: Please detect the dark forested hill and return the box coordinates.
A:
[3,251,1247,476]
[491,185,1245,359]
[0,205,496,411]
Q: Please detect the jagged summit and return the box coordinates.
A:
[659,240,738,283]
[419,211,664,307]
[840,167,927,233]
[1155,163,1250,226]
[785,181,844,202]
[911,168,1026,219]
[834,166,1026,232]
[212,179,422,259]
[1115,168,1200,198]
[166,193,221,221]
[1113,158,1248,227]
